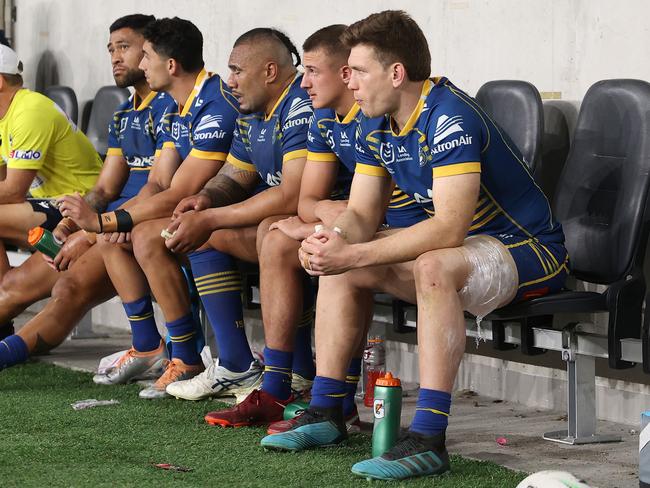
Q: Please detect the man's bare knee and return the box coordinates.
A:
[260,229,298,268]
[51,273,88,303]
[132,221,167,263]
[414,251,464,292]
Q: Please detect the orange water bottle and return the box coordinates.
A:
[27,227,62,259]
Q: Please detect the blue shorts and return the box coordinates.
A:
[27,198,62,231]
[106,196,130,212]
[494,234,569,303]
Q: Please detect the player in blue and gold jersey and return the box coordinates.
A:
[62,18,239,398]
[261,11,568,481]
[0,15,176,372]
[257,25,429,435]
[105,90,173,206]
[160,28,315,420]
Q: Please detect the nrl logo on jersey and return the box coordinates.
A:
[380,142,412,165]
[380,142,395,164]
[432,114,473,154]
[283,97,313,130]
[171,121,189,141]
[119,117,128,134]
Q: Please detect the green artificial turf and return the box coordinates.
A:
[0,363,526,487]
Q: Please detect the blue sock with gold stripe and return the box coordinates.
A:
[166,313,200,365]
[261,346,292,400]
[123,296,160,352]
[410,388,451,436]
[0,335,28,370]
[189,249,253,372]
[343,357,362,416]
[291,282,315,380]
[310,375,347,410]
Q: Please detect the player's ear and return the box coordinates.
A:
[391,63,406,88]
[168,57,178,76]
[340,65,351,84]
[0,75,6,91]
[265,61,278,84]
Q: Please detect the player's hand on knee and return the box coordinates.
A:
[57,192,99,232]
[300,229,356,275]
[172,192,212,219]
[165,211,211,254]
[270,216,312,241]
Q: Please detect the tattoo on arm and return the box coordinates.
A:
[83,190,111,213]
[203,165,259,208]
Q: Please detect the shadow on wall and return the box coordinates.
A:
[34,50,59,93]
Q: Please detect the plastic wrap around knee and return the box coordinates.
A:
[458,235,518,321]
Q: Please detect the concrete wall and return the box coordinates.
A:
[13,0,650,106]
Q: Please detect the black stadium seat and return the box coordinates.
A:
[43,85,78,124]
[84,86,129,158]
[487,79,650,370]
[475,80,543,172]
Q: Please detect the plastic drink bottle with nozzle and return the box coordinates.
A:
[27,227,61,259]
[363,336,385,407]
[371,372,403,457]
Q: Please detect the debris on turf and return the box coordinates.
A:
[71,399,120,410]
[496,436,508,446]
[152,463,192,472]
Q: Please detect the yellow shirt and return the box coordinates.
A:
[0,89,102,198]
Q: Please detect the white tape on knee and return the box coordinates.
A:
[458,235,518,321]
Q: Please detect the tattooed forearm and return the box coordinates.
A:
[202,166,259,208]
[83,189,112,213]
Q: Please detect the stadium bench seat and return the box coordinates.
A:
[43,85,79,125]
[84,86,129,158]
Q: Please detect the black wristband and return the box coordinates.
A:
[114,209,133,232]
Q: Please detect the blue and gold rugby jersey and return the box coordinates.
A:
[160,69,239,162]
[355,77,564,242]
[308,103,427,228]
[227,74,311,189]
[107,91,175,200]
